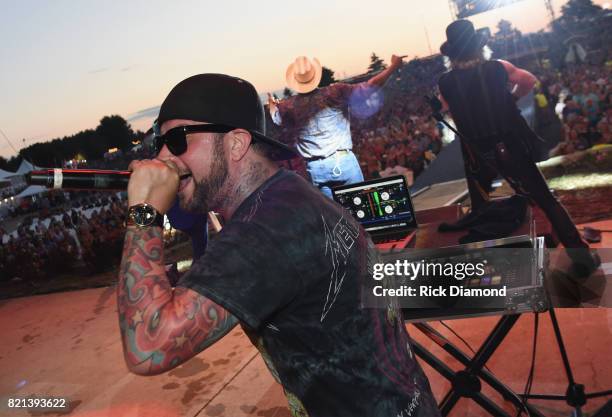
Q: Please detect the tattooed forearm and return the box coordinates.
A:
[117,227,238,375]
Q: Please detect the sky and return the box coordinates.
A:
[0,0,608,160]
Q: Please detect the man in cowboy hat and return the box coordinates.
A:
[117,73,441,416]
[437,19,599,276]
[268,54,405,197]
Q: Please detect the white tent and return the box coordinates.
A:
[0,168,14,179]
[15,159,37,175]
[0,159,41,180]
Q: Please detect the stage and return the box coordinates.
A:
[1,216,611,417]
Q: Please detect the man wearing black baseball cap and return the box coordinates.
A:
[117,73,440,416]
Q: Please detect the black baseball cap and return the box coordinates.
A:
[157,73,296,160]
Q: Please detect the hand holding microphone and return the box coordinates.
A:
[127,159,180,214]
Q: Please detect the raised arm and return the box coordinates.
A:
[367,54,405,88]
[117,160,238,376]
[499,59,538,99]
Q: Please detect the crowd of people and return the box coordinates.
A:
[0,193,127,282]
[340,56,447,181]
[352,109,443,181]
[1,189,72,220]
[539,63,612,156]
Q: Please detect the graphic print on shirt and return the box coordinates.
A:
[320,214,360,322]
[396,382,422,417]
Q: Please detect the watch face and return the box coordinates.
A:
[131,204,158,227]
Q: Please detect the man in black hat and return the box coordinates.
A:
[117,73,441,416]
[437,19,599,276]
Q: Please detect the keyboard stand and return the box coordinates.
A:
[409,314,546,417]
[409,309,612,416]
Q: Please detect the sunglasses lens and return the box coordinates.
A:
[156,129,187,156]
[167,129,187,156]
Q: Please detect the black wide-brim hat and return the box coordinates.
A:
[440,19,488,60]
[158,73,296,161]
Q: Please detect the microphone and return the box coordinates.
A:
[26,169,190,191]
[27,169,131,190]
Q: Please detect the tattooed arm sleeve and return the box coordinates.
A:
[117,226,238,376]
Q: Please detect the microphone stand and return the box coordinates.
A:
[424,95,485,177]
[425,95,459,136]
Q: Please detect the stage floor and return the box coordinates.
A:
[2,293,610,417]
[1,221,611,417]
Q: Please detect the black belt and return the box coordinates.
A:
[305,149,350,162]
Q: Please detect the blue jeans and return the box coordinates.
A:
[306,151,364,198]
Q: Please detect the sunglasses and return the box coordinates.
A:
[154,124,235,156]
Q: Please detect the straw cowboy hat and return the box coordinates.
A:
[440,19,488,60]
[285,56,322,94]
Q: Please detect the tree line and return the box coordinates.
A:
[0,115,145,170]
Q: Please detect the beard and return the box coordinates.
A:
[179,135,228,214]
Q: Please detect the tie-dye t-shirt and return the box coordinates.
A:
[179,169,440,417]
